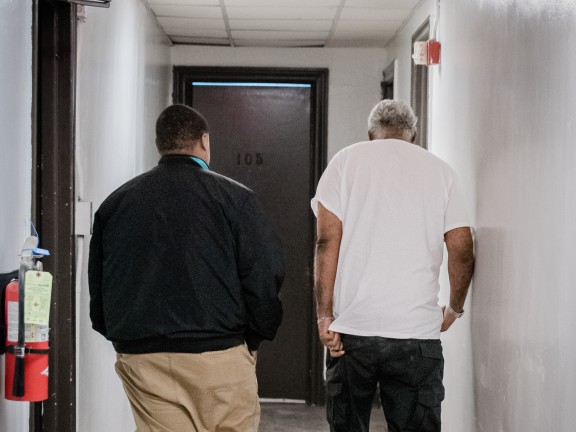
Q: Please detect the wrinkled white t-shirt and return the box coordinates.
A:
[311,139,473,339]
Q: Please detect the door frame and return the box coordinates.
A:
[32,1,77,430]
[173,66,328,405]
[381,59,396,100]
[411,19,430,149]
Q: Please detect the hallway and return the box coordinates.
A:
[3,0,576,431]
[260,404,387,432]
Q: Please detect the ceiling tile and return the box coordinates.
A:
[149,0,423,48]
[335,20,401,32]
[224,0,339,5]
[229,19,333,31]
[231,30,330,40]
[151,5,223,19]
[226,7,338,20]
[325,39,386,48]
[344,0,420,9]
[339,8,411,21]
[171,36,230,45]
[169,28,229,38]
[149,0,219,5]
[158,17,225,30]
[234,39,326,47]
[331,29,396,39]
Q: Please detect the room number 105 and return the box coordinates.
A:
[237,152,264,166]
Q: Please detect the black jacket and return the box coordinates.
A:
[88,155,284,353]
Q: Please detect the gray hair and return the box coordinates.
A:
[367,99,417,141]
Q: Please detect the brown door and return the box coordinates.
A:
[190,81,313,401]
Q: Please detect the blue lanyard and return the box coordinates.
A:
[190,157,209,170]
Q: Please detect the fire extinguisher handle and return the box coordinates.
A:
[12,356,26,397]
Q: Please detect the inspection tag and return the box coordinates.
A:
[24,270,53,326]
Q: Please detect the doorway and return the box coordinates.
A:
[173,67,328,404]
[32,1,77,431]
[411,19,430,149]
[381,60,395,100]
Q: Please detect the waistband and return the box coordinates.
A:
[112,334,245,354]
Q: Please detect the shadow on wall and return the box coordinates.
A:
[471,226,507,428]
[471,226,562,430]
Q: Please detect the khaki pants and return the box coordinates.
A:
[115,344,260,432]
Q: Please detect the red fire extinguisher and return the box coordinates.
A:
[4,279,50,402]
[3,232,51,402]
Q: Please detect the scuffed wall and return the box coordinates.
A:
[388,0,576,430]
[439,1,576,431]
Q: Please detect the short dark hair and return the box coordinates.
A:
[155,104,209,154]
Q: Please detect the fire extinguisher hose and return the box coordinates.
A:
[12,262,28,397]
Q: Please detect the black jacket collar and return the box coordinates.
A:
[159,154,206,169]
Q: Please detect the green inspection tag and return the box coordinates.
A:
[24,270,53,326]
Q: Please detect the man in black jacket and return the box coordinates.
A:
[88,104,284,432]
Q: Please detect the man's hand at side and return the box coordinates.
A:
[440,306,457,332]
[314,203,345,358]
[441,227,475,332]
[318,317,345,358]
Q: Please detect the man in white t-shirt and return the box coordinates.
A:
[311,100,474,432]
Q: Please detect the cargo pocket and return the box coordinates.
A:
[326,381,348,429]
[406,342,445,431]
[419,341,443,361]
[410,387,444,432]
[326,354,350,430]
[326,381,343,397]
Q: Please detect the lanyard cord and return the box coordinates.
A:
[190,157,209,170]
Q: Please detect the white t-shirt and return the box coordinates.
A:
[311,139,473,339]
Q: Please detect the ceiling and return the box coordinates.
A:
[147,0,423,48]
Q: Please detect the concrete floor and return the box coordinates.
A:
[259,403,388,432]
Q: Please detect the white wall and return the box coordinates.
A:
[443,1,576,430]
[388,0,576,431]
[171,46,387,159]
[75,1,171,431]
[0,1,33,431]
